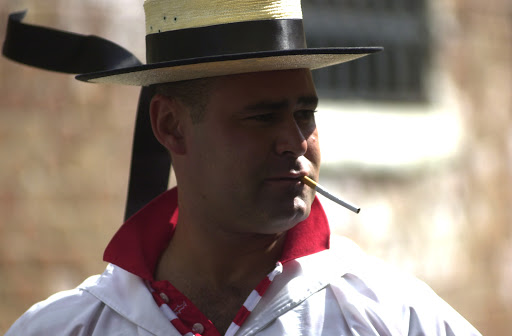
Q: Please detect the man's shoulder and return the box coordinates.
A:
[323,235,482,335]
[6,264,175,336]
[248,236,479,335]
[5,275,106,336]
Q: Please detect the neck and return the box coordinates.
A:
[154,214,286,289]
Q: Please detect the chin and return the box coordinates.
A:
[259,197,311,234]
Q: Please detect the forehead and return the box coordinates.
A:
[208,69,317,106]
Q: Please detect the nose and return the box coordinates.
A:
[275,118,308,157]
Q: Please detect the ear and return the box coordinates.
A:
[150,94,187,155]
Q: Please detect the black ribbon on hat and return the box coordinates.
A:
[146,19,306,63]
[2,11,171,221]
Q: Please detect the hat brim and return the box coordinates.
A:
[76,47,382,86]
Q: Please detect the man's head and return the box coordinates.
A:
[73,0,380,228]
[150,69,320,235]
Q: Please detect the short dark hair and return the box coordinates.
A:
[153,77,217,123]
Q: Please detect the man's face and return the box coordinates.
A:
[182,69,321,235]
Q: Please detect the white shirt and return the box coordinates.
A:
[6,236,481,336]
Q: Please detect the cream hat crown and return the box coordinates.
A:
[144,0,302,33]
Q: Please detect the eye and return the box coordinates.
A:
[294,110,317,123]
[247,113,276,122]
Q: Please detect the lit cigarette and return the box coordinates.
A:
[301,176,361,214]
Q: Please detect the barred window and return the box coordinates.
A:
[302,0,430,102]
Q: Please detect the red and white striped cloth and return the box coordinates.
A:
[224,262,283,336]
[148,262,283,336]
[149,285,198,336]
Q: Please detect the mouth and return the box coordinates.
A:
[265,177,300,183]
[264,172,309,186]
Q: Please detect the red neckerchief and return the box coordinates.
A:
[104,187,330,335]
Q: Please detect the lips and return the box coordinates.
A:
[265,177,301,183]
[265,171,308,181]
[263,172,311,189]
[264,156,313,181]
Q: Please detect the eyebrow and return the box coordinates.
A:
[297,95,319,107]
[244,95,319,112]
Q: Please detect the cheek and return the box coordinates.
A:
[307,131,321,165]
[211,130,263,172]
[221,124,272,153]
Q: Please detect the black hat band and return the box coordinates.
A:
[146,19,306,63]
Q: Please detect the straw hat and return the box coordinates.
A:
[76,0,382,86]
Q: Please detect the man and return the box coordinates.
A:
[149,69,320,333]
[6,0,481,335]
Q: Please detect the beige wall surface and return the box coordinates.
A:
[1,0,511,335]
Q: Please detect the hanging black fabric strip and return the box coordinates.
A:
[2,10,171,221]
[3,11,142,73]
[126,86,171,220]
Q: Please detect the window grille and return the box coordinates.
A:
[302,0,430,102]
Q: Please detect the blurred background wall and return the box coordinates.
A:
[0,0,510,334]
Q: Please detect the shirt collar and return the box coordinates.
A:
[104,187,330,280]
